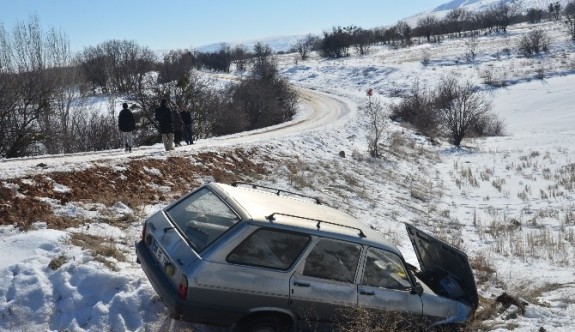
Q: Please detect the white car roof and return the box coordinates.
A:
[210,182,401,255]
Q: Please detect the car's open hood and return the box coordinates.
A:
[406,224,478,309]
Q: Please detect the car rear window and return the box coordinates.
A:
[227,228,310,270]
[166,187,240,252]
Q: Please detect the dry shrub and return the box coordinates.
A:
[334,306,426,332]
[70,232,126,271]
[48,255,68,271]
[469,254,496,285]
[462,295,498,331]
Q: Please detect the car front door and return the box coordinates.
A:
[357,247,423,328]
[289,238,362,331]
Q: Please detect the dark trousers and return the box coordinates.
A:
[174,130,183,146]
[183,124,193,144]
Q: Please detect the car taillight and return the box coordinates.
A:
[178,275,188,300]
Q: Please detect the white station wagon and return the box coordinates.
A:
[136,182,478,331]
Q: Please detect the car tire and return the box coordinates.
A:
[238,315,291,332]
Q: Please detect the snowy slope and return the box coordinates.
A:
[407,0,573,23]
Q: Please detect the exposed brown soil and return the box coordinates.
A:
[0,148,271,230]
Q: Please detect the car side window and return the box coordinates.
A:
[227,228,310,270]
[302,238,361,283]
[362,248,412,290]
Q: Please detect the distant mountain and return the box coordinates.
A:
[195,35,305,54]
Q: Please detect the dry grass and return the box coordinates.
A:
[48,255,68,271]
[334,306,425,332]
[69,232,126,271]
[469,254,497,285]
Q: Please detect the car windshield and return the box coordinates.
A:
[166,187,240,252]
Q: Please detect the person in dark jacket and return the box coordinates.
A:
[154,99,174,151]
[180,108,193,145]
[118,103,135,152]
[172,107,184,147]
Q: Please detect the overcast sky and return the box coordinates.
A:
[1,0,447,52]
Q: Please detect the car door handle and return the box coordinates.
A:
[360,290,375,296]
[293,282,310,287]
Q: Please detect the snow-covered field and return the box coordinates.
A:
[1,19,575,331]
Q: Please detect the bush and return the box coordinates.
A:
[391,77,502,146]
[390,81,440,138]
[216,44,298,135]
[519,29,551,56]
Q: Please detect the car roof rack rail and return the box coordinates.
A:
[265,212,366,238]
[231,182,322,205]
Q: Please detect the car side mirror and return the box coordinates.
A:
[411,282,424,296]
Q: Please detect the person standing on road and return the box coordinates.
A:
[172,107,184,147]
[155,98,174,151]
[118,102,135,152]
[180,107,194,145]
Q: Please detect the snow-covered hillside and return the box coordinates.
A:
[408,0,573,24]
[434,0,571,14]
[1,12,575,332]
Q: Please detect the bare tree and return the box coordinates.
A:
[0,15,64,158]
[173,72,222,139]
[527,8,544,23]
[295,34,319,60]
[437,77,492,147]
[231,44,249,71]
[490,2,520,33]
[395,21,413,46]
[359,93,387,158]
[157,49,195,84]
[38,27,81,154]
[549,1,562,21]
[564,1,575,41]
[77,39,156,94]
[417,15,439,42]
[352,28,374,55]
[320,26,352,58]
[465,34,480,62]
[445,8,471,37]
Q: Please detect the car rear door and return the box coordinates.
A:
[192,227,312,320]
[289,238,362,330]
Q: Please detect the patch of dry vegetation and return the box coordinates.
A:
[69,232,126,271]
[0,148,270,230]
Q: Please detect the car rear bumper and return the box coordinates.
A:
[135,241,189,315]
[136,240,240,327]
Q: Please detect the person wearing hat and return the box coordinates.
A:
[118,102,135,152]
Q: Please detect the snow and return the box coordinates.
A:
[2,14,575,332]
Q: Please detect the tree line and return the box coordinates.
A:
[0,16,297,158]
[306,1,575,59]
